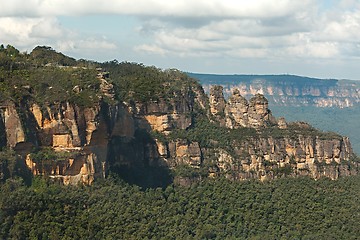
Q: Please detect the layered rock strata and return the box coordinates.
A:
[0,82,358,185]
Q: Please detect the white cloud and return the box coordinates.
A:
[1,0,360,78]
[135,44,168,55]
[286,41,340,58]
[30,18,64,38]
[58,38,117,51]
[0,17,41,46]
[0,17,69,49]
[318,11,360,42]
[1,0,311,18]
[0,16,116,60]
[126,1,360,62]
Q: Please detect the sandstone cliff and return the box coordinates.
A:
[0,67,209,185]
[194,74,360,108]
[1,81,358,185]
[201,86,358,181]
[0,51,358,185]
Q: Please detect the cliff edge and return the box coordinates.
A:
[0,45,358,186]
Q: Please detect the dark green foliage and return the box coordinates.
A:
[30,46,77,67]
[0,45,27,72]
[101,61,200,102]
[0,45,203,109]
[173,164,208,179]
[0,45,102,107]
[101,61,166,102]
[273,165,293,176]
[260,122,343,140]
[0,175,359,239]
[150,130,168,144]
[110,165,173,189]
[0,67,100,107]
[30,147,76,163]
[0,149,20,180]
[166,112,257,159]
[0,149,32,184]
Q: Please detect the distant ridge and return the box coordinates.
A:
[187,72,359,105]
[188,72,340,85]
[188,72,360,154]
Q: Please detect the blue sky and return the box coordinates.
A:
[1,0,360,79]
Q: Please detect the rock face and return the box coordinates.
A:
[8,101,107,185]
[1,102,26,148]
[196,74,360,108]
[0,81,358,185]
[209,85,226,126]
[167,140,202,167]
[210,87,277,129]
[247,94,277,128]
[0,76,208,185]
[25,153,101,185]
[205,86,357,180]
[225,89,249,128]
[210,135,356,181]
[209,86,226,116]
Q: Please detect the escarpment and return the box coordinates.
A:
[0,46,358,186]
[195,73,360,108]
[203,87,357,181]
[1,81,358,185]
[0,101,107,185]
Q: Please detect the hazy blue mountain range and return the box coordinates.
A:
[188,73,360,154]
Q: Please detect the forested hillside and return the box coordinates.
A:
[0,44,359,186]
[1,175,359,239]
[0,44,359,239]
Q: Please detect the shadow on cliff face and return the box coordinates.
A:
[0,148,33,186]
[109,165,173,189]
[108,128,173,189]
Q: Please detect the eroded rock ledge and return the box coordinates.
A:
[0,83,358,185]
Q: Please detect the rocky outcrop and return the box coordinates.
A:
[209,135,356,181]
[0,100,107,185]
[97,71,115,101]
[209,86,226,116]
[198,74,360,108]
[277,117,287,129]
[209,86,226,126]
[204,86,358,180]
[0,78,358,185]
[0,72,209,185]
[166,140,202,167]
[132,85,200,135]
[25,152,102,185]
[247,94,277,128]
[225,89,249,128]
[210,87,277,129]
[0,102,25,148]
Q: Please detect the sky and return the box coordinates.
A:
[1,0,360,79]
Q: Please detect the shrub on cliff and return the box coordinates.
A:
[101,61,200,103]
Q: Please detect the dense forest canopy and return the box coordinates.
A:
[0,45,359,239]
[0,175,359,239]
[0,44,200,105]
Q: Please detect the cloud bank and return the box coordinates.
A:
[1,0,360,77]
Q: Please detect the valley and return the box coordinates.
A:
[190,73,360,154]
